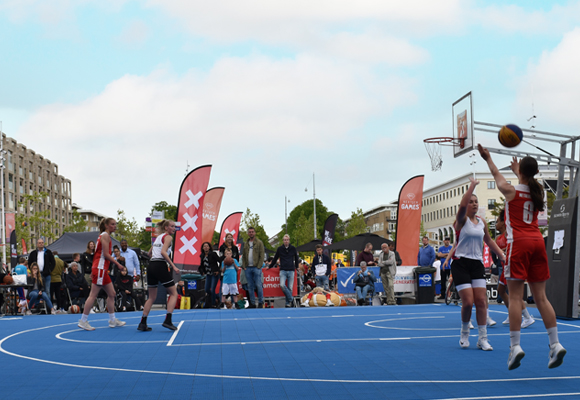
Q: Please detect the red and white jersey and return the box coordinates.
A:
[92,232,111,271]
[505,184,543,243]
[151,233,171,260]
[495,232,507,251]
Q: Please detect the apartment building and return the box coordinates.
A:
[2,133,72,245]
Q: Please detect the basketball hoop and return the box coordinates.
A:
[423,137,465,172]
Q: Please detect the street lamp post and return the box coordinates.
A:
[0,124,6,268]
[285,196,290,233]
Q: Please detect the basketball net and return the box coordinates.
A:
[424,141,443,171]
[423,137,463,172]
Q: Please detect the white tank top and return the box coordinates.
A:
[454,217,484,260]
[151,233,171,260]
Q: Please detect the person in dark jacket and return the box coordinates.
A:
[199,242,221,308]
[28,262,55,314]
[355,242,376,266]
[389,242,403,266]
[218,233,240,304]
[268,234,300,307]
[27,239,56,297]
[311,244,333,292]
[66,262,89,309]
[81,241,95,287]
[115,267,142,311]
[353,262,377,305]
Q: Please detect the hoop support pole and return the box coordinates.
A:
[486,147,580,168]
[475,121,579,141]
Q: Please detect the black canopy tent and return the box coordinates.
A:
[46,232,145,262]
[328,233,392,252]
[295,239,322,252]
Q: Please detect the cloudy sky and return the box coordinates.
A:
[1,0,580,237]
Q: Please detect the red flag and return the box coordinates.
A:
[218,212,243,248]
[201,187,225,245]
[173,165,212,270]
[395,175,424,266]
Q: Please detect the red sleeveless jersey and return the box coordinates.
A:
[505,184,543,243]
[495,232,507,250]
[92,232,111,271]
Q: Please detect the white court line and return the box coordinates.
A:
[365,316,454,331]
[1,320,580,385]
[55,325,168,344]
[167,321,184,346]
[434,393,580,400]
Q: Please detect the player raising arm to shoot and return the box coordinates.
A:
[478,144,566,370]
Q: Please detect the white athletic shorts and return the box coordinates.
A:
[222,283,239,296]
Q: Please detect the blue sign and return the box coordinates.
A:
[336,267,384,294]
[418,273,432,287]
[187,281,197,290]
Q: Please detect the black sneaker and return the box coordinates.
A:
[258,303,264,308]
[248,303,256,309]
[137,323,152,332]
[285,304,291,308]
[162,322,178,331]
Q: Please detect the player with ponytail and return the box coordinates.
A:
[478,145,566,370]
[78,218,126,331]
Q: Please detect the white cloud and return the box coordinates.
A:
[515,28,580,128]
[16,55,416,230]
[117,19,149,47]
[475,2,580,35]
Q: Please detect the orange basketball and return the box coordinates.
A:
[224,256,234,266]
[2,275,14,285]
[70,305,81,314]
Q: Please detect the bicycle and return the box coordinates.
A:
[445,276,461,306]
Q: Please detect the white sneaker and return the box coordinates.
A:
[78,320,95,331]
[507,345,525,370]
[25,310,32,316]
[487,316,497,327]
[89,309,95,314]
[50,309,56,315]
[548,342,566,369]
[469,321,475,329]
[502,316,510,325]
[301,300,310,307]
[109,318,126,328]
[521,317,535,329]
[477,337,493,351]
[459,331,470,348]
[325,299,334,307]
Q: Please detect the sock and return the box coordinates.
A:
[326,294,331,300]
[522,308,531,319]
[165,313,172,324]
[109,312,115,322]
[81,314,88,322]
[487,309,490,318]
[547,327,559,346]
[307,293,313,300]
[461,322,470,333]
[140,316,147,325]
[478,325,487,339]
[510,331,521,348]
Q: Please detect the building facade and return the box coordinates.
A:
[74,205,108,232]
[344,204,397,239]
[2,133,72,245]
[421,166,566,247]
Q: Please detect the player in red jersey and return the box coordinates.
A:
[495,209,534,328]
[479,144,566,370]
[78,218,127,331]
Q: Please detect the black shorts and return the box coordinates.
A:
[450,257,485,287]
[147,260,174,288]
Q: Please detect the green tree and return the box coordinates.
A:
[64,209,87,233]
[112,209,141,247]
[294,212,314,247]
[15,192,58,252]
[212,231,220,246]
[389,224,397,241]
[420,221,427,239]
[345,208,367,238]
[150,201,177,221]
[283,199,330,246]
[239,208,270,248]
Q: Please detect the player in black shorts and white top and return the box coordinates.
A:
[138,219,180,332]
[452,177,505,351]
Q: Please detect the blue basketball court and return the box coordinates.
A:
[1,303,579,399]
